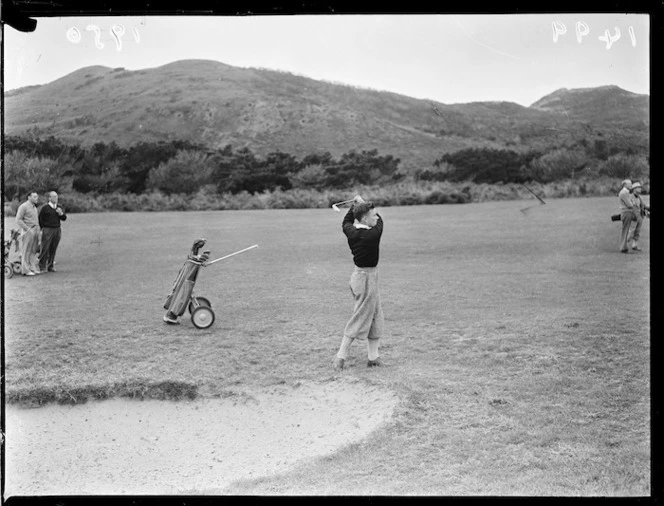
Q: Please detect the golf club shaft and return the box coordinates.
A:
[332,199,355,207]
[206,244,258,265]
[522,184,546,204]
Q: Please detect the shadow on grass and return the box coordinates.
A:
[7,380,198,407]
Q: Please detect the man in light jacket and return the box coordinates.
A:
[15,191,41,276]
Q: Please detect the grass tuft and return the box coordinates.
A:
[7,381,198,406]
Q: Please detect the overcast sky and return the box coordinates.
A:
[3,13,650,106]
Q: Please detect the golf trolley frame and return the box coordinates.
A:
[163,239,258,329]
[4,229,23,279]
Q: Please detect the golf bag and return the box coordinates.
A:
[164,239,210,317]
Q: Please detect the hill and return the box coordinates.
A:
[530,85,649,124]
[3,60,650,171]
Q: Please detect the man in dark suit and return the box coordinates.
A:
[38,191,67,272]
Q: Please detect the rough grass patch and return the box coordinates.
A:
[7,380,198,406]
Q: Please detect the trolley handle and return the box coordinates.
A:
[204,244,258,266]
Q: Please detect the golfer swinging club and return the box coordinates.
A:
[334,195,385,370]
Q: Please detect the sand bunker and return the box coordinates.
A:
[4,378,398,496]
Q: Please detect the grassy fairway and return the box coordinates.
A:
[3,196,650,495]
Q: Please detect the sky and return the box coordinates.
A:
[2,13,650,106]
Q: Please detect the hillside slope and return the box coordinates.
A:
[4,60,649,171]
[530,85,649,124]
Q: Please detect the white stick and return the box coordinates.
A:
[331,199,355,212]
[333,199,355,206]
[205,244,258,265]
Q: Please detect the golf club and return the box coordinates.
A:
[205,244,258,265]
[520,184,547,214]
[331,199,355,212]
[522,184,546,205]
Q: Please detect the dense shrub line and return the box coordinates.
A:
[4,136,649,205]
[424,147,649,184]
[3,177,641,216]
[3,136,403,200]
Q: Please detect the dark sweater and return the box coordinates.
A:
[342,208,383,267]
[38,204,67,228]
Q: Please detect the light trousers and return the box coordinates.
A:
[19,226,40,274]
[619,211,634,251]
[628,214,643,244]
[343,266,384,341]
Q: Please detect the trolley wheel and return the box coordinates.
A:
[191,306,215,329]
[4,265,14,278]
[12,262,22,274]
[188,296,212,315]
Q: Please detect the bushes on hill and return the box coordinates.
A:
[3,136,206,197]
[212,149,298,194]
[415,161,455,182]
[208,146,401,194]
[118,140,204,193]
[147,150,213,195]
[597,153,649,180]
[4,135,76,160]
[3,151,68,199]
[289,164,328,190]
[210,146,267,194]
[527,148,590,183]
[430,148,539,184]
[425,145,648,186]
[325,150,401,188]
[72,163,125,194]
[4,135,408,199]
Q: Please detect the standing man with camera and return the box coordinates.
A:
[38,191,67,273]
[334,195,385,370]
[618,179,636,253]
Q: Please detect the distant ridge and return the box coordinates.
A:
[4,60,649,171]
[530,85,648,123]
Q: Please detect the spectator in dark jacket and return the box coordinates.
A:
[38,191,67,272]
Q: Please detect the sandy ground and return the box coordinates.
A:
[4,378,398,496]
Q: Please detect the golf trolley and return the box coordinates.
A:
[4,229,23,279]
[163,239,258,329]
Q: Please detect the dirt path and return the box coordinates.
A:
[4,378,398,496]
